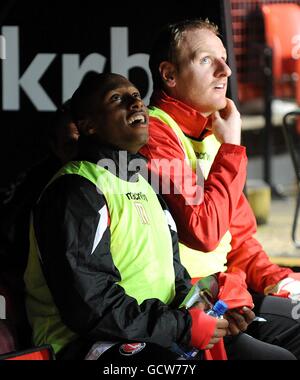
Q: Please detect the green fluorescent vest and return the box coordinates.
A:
[25,160,175,353]
[149,106,232,278]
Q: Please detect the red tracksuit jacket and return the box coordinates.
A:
[140,90,292,296]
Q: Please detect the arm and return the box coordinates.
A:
[227,193,292,294]
[155,194,192,308]
[155,194,228,349]
[140,117,247,252]
[34,175,216,349]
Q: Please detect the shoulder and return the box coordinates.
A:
[37,173,105,217]
[148,115,178,140]
[140,116,185,160]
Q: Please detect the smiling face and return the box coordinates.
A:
[77,74,149,154]
[161,28,232,116]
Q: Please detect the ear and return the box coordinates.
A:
[77,120,96,136]
[159,61,177,88]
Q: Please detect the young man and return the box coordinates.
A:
[140,19,300,359]
[24,73,229,360]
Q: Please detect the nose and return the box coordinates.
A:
[215,59,232,78]
[129,95,144,110]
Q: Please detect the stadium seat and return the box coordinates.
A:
[283,110,300,248]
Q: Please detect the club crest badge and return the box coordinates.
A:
[119,342,146,356]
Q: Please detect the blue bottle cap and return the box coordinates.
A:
[212,300,228,317]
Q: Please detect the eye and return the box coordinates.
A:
[200,56,211,64]
[132,92,142,99]
[110,93,122,102]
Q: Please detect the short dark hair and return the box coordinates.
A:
[149,19,219,90]
[70,72,106,123]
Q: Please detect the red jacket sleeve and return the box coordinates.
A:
[140,116,248,252]
[227,193,292,293]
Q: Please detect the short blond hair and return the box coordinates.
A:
[149,19,219,90]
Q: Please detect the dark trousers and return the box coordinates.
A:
[97,342,186,361]
[58,341,185,361]
[58,295,300,360]
[225,295,300,360]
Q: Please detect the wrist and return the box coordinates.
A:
[223,136,241,145]
[188,308,217,350]
[267,276,300,299]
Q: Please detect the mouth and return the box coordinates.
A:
[213,83,226,91]
[127,112,148,127]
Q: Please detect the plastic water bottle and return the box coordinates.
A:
[173,300,228,360]
[206,300,228,318]
[184,300,228,358]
